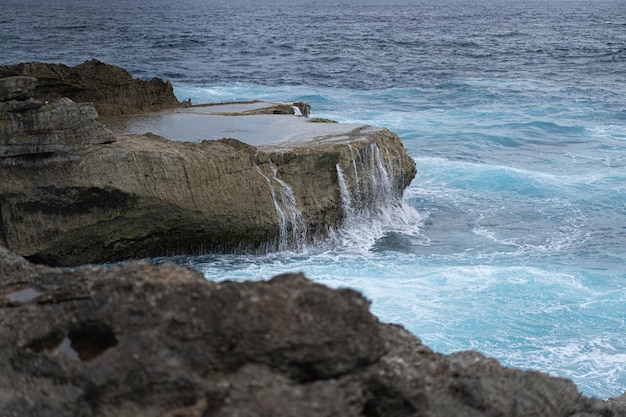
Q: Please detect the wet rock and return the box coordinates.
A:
[0,117,414,266]
[0,245,623,417]
[0,61,415,266]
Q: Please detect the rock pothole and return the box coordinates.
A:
[27,321,118,361]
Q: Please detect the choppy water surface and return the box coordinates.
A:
[2,0,625,398]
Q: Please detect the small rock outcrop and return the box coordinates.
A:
[0,63,416,266]
[0,245,624,417]
[0,75,116,157]
[0,59,181,117]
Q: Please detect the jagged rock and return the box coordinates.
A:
[611,394,626,408]
[0,245,623,417]
[0,76,38,101]
[0,59,181,117]
[0,97,116,157]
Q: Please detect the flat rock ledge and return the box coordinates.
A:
[0,245,624,417]
[0,62,415,266]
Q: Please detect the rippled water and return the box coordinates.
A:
[2,0,625,399]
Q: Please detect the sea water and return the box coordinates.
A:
[2,0,625,399]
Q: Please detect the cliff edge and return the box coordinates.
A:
[0,62,415,266]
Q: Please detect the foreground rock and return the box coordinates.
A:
[0,245,623,417]
[0,63,416,266]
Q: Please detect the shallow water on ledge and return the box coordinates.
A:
[104,105,364,145]
[4,0,625,400]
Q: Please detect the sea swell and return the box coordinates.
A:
[167,78,626,398]
[2,0,625,399]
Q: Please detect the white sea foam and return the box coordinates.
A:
[170,77,626,399]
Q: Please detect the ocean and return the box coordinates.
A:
[2,0,625,399]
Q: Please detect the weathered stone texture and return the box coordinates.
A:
[0,59,181,117]
[0,245,623,417]
[0,96,116,157]
[0,128,415,266]
[0,61,415,266]
[0,76,38,101]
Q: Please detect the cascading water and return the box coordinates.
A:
[255,159,306,251]
[335,143,423,250]
[336,164,354,219]
[340,143,399,213]
[268,161,307,249]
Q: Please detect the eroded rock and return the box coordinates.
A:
[0,245,623,417]
[1,127,414,266]
[0,96,116,157]
[0,61,416,266]
[0,76,37,101]
[0,59,181,117]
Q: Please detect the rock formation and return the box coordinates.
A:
[0,59,182,117]
[0,63,415,266]
[0,245,624,417]
[0,76,116,158]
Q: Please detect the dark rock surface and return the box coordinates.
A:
[0,59,182,117]
[0,245,624,417]
[0,76,38,101]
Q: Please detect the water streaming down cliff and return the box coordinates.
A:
[255,159,307,251]
[250,140,419,253]
[336,142,423,250]
[269,161,307,250]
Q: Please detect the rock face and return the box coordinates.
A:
[0,77,116,157]
[0,59,181,117]
[1,128,413,266]
[0,245,624,417]
[0,64,416,266]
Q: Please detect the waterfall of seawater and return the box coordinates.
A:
[336,165,354,219]
[336,143,422,248]
[256,143,419,253]
[341,143,397,214]
[255,161,306,251]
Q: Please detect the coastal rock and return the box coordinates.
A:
[0,95,116,158]
[0,59,181,117]
[0,245,624,417]
[0,76,37,101]
[0,126,414,266]
[0,62,416,266]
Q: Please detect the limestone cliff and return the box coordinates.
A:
[1,129,414,266]
[0,68,415,266]
[0,245,624,417]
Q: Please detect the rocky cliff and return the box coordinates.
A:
[0,59,182,117]
[0,245,624,417]
[0,63,415,266]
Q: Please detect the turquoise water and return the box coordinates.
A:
[3,0,625,399]
[173,80,626,399]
